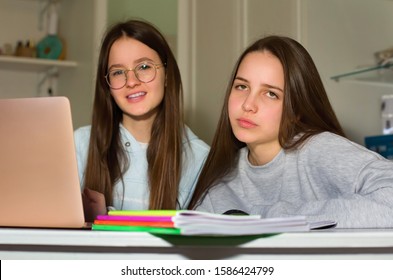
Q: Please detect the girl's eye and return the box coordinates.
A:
[234,84,248,91]
[266,91,278,99]
[110,69,125,77]
[137,63,152,71]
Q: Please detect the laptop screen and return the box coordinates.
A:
[0,96,85,228]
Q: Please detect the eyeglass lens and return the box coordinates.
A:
[106,62,158,89]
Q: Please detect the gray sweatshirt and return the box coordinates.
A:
[196,132,393,228]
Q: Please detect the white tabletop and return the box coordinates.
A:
[1,227,393,259]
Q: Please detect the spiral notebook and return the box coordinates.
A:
[0,96,85,228]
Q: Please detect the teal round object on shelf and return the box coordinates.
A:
[36,35,63,60]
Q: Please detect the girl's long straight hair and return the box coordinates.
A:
[83,19,184,209]
[188,35,345,210]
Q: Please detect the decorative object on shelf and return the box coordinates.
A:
[2,43,13,56]
[381,95,393,135]
[14,40,36,58]
[375,46,393,65]
[36,2,65,60]
[331,46,393,85]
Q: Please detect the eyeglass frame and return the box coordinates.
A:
[105,61,165,89]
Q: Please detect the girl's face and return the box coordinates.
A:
[228,51,284,158]
[107,37,165,125]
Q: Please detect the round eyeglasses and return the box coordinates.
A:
[105,61,165,89]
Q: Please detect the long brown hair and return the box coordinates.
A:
[188,35,345,209]
[84,19,184,209]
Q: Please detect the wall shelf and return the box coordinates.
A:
[0,56,77,72]
[331,62,393,87]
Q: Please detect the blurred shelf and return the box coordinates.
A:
[0,56,77,72]
[331,63,393,88]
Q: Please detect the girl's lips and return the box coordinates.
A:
[127,91,146,99]
[237,118,257,128]
[126,92,147,102]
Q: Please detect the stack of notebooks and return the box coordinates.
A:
[92,210,336,236]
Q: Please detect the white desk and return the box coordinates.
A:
[1,228,393,259]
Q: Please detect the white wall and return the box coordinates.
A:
[58,0,105,129]
[246,0,299,43]
[0,0,46,98]
[303,0,393,145]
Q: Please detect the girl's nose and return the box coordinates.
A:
[242,94,258,113]
[125,70,141,88]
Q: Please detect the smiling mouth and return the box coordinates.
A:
[127,92,146,99]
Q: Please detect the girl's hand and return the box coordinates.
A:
[82,188,107,222]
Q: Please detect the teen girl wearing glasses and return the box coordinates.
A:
[74,19,209,222]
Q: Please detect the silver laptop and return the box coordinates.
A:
[0,96,85,228]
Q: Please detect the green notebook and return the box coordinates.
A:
[92,224,181,235]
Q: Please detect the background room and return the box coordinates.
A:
[1,0,392,149]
